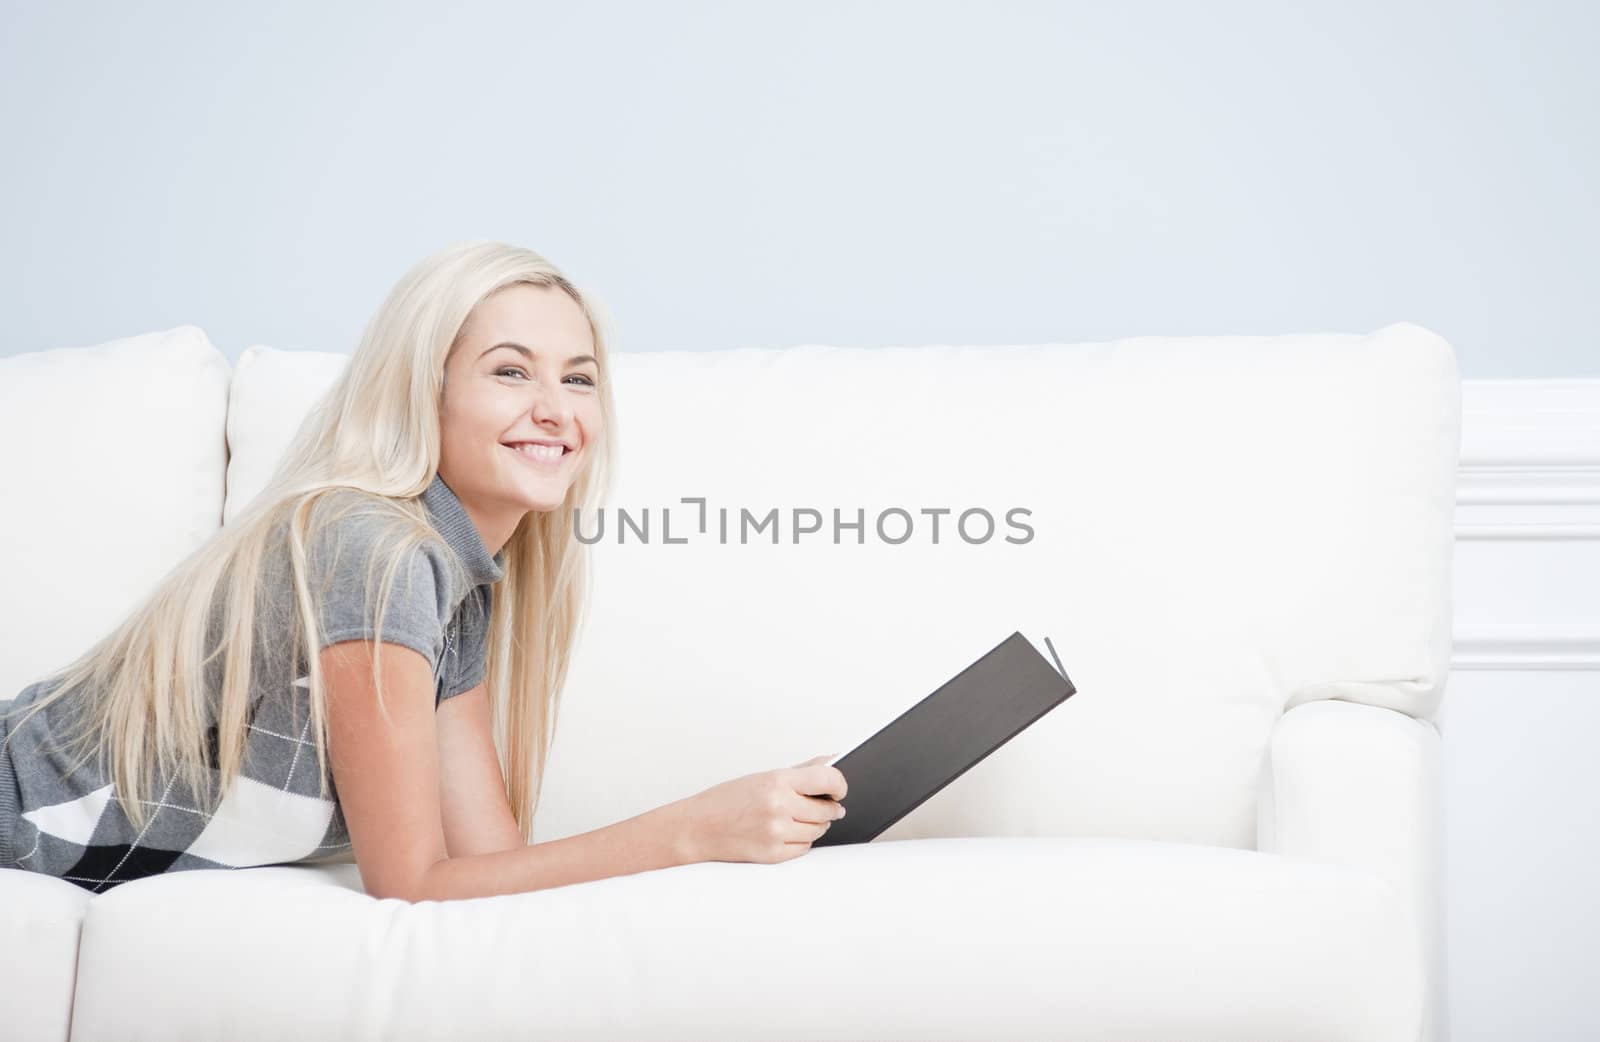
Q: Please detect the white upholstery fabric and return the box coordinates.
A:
[67,839,1424,1042]
[220,323,1459,856]
[0,326,230,1041]
[0,870,91,1042]
[0,326,230,702]
[221,344,349,523]
[2,322,1459,1040]
[1260,698,1450,1042]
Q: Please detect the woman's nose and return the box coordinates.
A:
[529,379,571,424]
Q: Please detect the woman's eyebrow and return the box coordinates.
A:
[479,341,597,367]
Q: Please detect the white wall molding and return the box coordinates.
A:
[1457,378,1600,467]
[1456,378,1600,539]
[1452,624,1600,671]
[1451,378,1600,671]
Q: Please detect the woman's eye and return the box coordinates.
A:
[495,366,595,388]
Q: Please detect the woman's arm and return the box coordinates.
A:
[324,640,694,902]
[435,682,524,858]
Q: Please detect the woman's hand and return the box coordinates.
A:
[677,754,848,864]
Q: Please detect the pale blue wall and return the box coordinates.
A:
[1,0,1593,377]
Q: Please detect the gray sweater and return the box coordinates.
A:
[0,473,504,892]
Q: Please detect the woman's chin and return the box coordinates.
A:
[496,458,566,502]
[507,478,573,513]
[512,491,565,513]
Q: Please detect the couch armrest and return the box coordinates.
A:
[1258,698,1449,1042]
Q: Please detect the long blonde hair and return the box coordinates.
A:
[2,240,617,841]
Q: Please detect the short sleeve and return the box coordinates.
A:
[438,582,493,702]
[305,504,453,677]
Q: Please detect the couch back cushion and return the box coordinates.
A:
[0,327,231,703]
[223,324,1460,851]
[221,345,350,523]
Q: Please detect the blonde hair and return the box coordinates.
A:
[3,240,617,842]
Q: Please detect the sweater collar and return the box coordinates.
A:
[420,473,506,586]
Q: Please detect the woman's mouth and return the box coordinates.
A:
[504,442,572,472]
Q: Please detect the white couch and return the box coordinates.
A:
[0,322,1460,1042]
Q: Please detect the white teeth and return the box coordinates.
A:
[511,443,564,460]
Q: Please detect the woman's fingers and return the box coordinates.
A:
[789,793,846,828]
[785,817,833,845]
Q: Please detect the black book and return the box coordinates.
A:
[810,631,1076,846]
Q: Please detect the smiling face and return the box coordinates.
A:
[437,282,603,556]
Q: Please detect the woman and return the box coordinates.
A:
[0,240,846,901]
